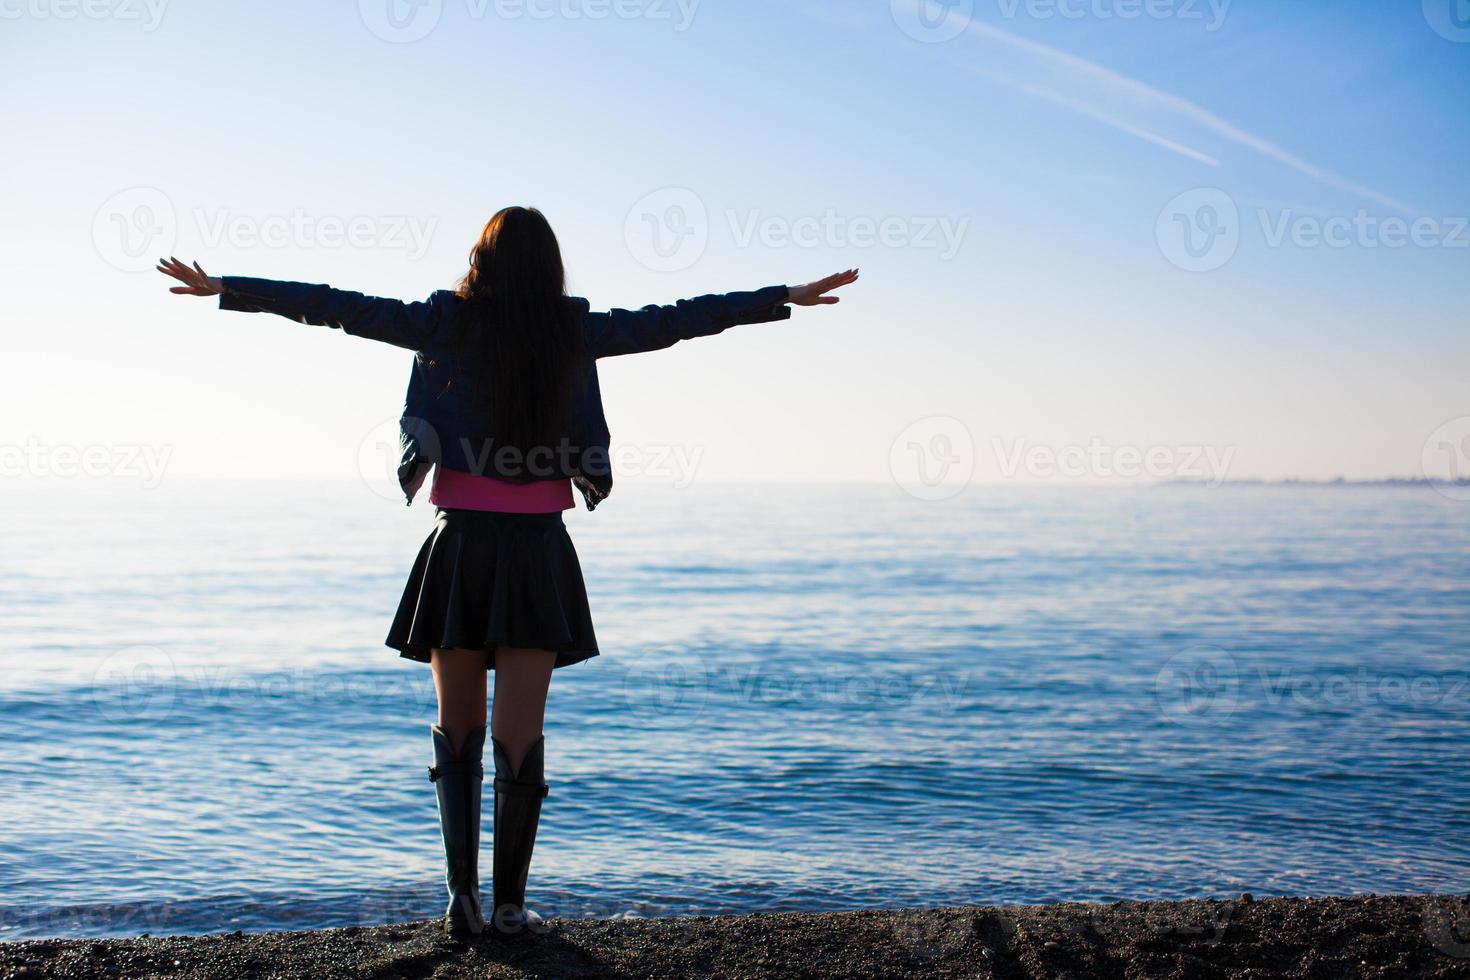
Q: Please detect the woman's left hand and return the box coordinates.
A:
[157,257,223,296]
[788,269,859,307]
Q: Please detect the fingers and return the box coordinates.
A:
[816,268,859,292]
[157,256,197,281]
[158,256,217,296]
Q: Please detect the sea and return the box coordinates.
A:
[1,480,1467,939]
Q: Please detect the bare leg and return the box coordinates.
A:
[491,647,557,774]
[431,648,489,754]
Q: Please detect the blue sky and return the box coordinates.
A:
[2,0,1466,489]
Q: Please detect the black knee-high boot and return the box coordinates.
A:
[491,735,549,935]
[429,724,486,937]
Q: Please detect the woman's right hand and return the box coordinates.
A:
[157,257,223,297]
[788,269,859,306]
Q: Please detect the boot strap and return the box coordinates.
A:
[428,761,484,782]
[495,778,550,798]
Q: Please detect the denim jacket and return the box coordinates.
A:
[218,277,792,510]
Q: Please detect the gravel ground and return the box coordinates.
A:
[2,894,1468,979]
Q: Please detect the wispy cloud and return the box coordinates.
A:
[961,63,1222,167]
[879,0,1416,213]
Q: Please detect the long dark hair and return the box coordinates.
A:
[455,207,581,473]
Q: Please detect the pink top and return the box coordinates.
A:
[428,466,575,514]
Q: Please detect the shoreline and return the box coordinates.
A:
[3,894,1468,979]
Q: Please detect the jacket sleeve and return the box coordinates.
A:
[582,285,791,359]
[217,276,455,352]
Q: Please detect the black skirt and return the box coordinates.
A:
[385,508,599,670]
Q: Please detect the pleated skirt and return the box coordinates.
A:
[385,508,599,670]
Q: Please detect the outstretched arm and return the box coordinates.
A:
[156,257,452,351]
[584,268,858,359]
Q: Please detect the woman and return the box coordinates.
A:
[157,206,857,939]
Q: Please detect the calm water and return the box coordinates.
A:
[1,481,1468,939]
